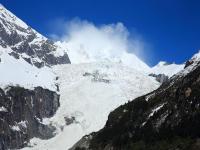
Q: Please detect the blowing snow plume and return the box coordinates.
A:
[50,18,151,72]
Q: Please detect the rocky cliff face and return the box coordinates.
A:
[0,5,70,68]
[0,4,69,150]
[0,86,60,149]
[72,54,200,150]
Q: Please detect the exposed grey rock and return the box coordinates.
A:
[83,72,92,76]
[64,116,76,125]
[0,5,67,150]
[149,73,169,84]
[0,86,60,149]
[8,51,19,59]
[185,60,194,68]
[83,70,110,83]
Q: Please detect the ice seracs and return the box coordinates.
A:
[22,62,160,150]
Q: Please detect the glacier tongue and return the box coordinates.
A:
[22,62,159,150]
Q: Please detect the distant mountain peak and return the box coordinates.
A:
[184,50,200,68]
[0,3,6,9]
[156,61,169,66]
[58,40,151,73]
[150,61,184,77]
[0,3,29,31]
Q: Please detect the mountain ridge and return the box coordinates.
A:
[0,4,70,68]
[0,4,193,150]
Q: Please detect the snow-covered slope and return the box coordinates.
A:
[0,3,28,31]
[71,52,200,150]
[56,41,151,73]
[151,61,184,77]
[0,4,71,91]
[175,50,200,77]
[0,45,57,91]
[22,62,159,150]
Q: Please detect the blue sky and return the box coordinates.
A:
[1,0,200,66]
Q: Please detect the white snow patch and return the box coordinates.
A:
[10,125,20,131]
[18,121,27,128]
[148,103,166,118]
[0,106,7,112]
[0,46,57,91]
[145,93,155,102]
[52,41,67,57]
[0,4,28,29]
[151,61,184,77]
[175,50,200,77]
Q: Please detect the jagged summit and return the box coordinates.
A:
[184,50,200,69]
[0,3,28,29]
[0,4,70,68]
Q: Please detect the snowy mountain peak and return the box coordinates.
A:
[0,4,5,10]
[58,39,151,73]
[156,61,169,67]
[185,50,200,69]
[151,61,184,77]
[0,3,28,30]
[0,4,70,68]
[176,50,200,77]
[0,3,6,9]
[0,5,70,91]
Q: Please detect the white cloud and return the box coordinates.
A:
[49,18,151,70]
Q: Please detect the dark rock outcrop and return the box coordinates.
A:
[0,86,60,150]
[185,60,194,69]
